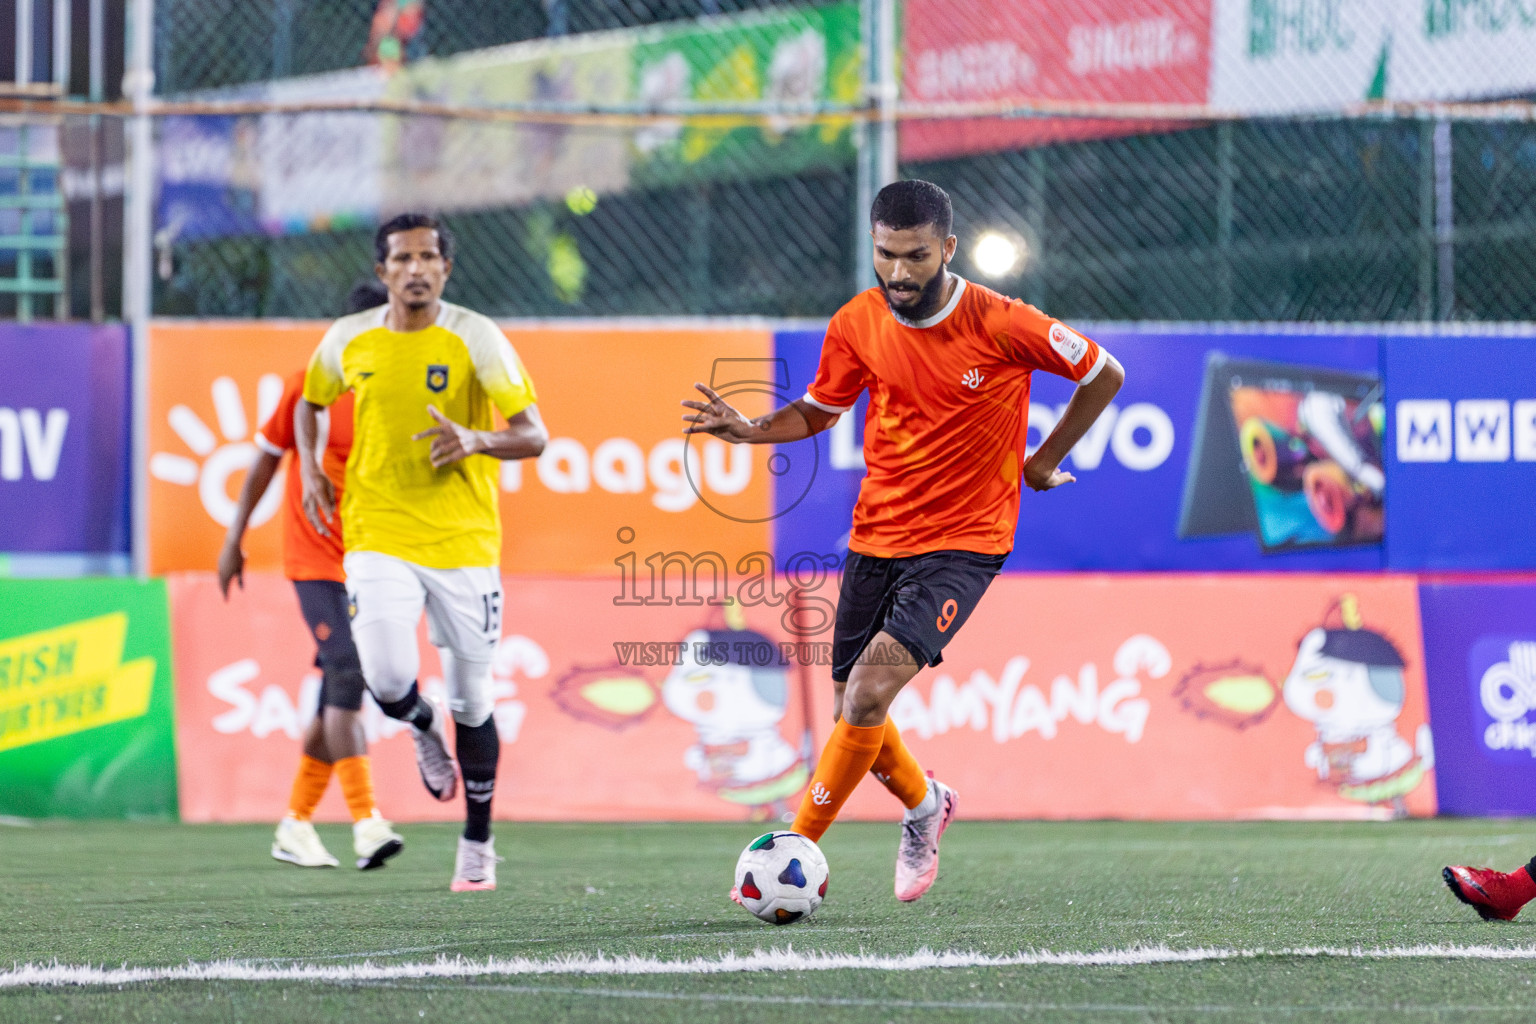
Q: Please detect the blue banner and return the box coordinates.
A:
[1384,333,1536,569]
[0,324,131,553]
[772,325,1385,571]
[1420,582,1536,816]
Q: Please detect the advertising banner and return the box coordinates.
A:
[158,70,385,240]
[260,68,388,233]
[1395,1,1536,102]
[0,323,130,554]
[170,571,817,823]
[772,325,1386,571]
[846,572,1433,820]
[901,0,1210,161]
[0,579,178,819]
[147,322,326,575]
[1420,582,1536,816]
[1209,0,1391,114]
[383,34,634,213]
[631,1,861,185]
[147,321,774,576]
[1383,332,1536,569]
[171,570,1431,822]
[1211,1,1536,114]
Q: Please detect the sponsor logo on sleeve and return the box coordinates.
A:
[1048,323,1089,365]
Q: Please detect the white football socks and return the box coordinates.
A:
[904,779,939,820]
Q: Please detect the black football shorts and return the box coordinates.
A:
[830,549,1008,682]
[293,579,367,712]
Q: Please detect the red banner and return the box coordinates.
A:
[172,571,1432,823]
[901,0,1212,161]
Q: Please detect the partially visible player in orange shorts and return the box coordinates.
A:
[685,180,1125,904]
[218,280,404,871]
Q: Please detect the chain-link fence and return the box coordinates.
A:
[143,0,1536,323]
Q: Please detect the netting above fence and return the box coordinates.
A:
[115,0,1536,322]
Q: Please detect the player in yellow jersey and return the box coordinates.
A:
[297,214,547,891]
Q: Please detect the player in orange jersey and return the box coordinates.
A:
[684,180,1125,903]
[218,280,405,872]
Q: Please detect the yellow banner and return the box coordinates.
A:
[0,613,157,752]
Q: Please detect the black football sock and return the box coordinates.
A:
[456,718,500,844]
[376,682,433,730]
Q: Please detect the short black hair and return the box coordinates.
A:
[374,213,454,264]
[345,278,389,314]
[870,179,953,238]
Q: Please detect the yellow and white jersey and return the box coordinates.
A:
[303,301,537,569]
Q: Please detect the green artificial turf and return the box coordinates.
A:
[5,818,1536,1022]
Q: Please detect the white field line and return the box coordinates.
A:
[374,982,1531,1015]
[9,944,1536,989]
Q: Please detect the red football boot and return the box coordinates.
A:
[1443,865,1536,922]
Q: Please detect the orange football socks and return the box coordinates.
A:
[286,755,332,821]
[869,718,930,810]
[334,755,378,822]
[792,719,885,841]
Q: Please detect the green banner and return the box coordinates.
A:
[0,579,178,819]
[632,1,861,186]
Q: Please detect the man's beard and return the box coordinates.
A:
[877,266,949,321]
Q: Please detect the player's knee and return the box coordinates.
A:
[366,666,416,705]
[450,700,494,729]
[841,677,897,727]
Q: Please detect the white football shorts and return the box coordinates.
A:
[343,550,502,726]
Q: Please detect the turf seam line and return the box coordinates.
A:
[12,944,1536,988]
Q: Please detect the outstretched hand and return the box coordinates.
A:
[413,404,482,468]
[680,383,760,442]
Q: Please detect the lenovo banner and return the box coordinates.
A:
[1383,331,1536,570]
[1420,582,1536,816]
[170,570,1431,822]
[772,325,1386,572]
[0,323,131,555]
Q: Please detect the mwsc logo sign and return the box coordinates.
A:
[1396,399,1536,463]
[1475,639,1536,759]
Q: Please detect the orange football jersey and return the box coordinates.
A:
[254,371,354,583]
[805,277,1109,558]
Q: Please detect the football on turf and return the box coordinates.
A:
[733,831,829,925]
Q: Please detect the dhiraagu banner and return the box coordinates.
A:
[0,579,177,819]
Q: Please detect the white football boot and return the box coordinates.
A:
[353,813,404,870]
[450,836,503,892]
[271,816,339,868]
[894,775,958,902]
